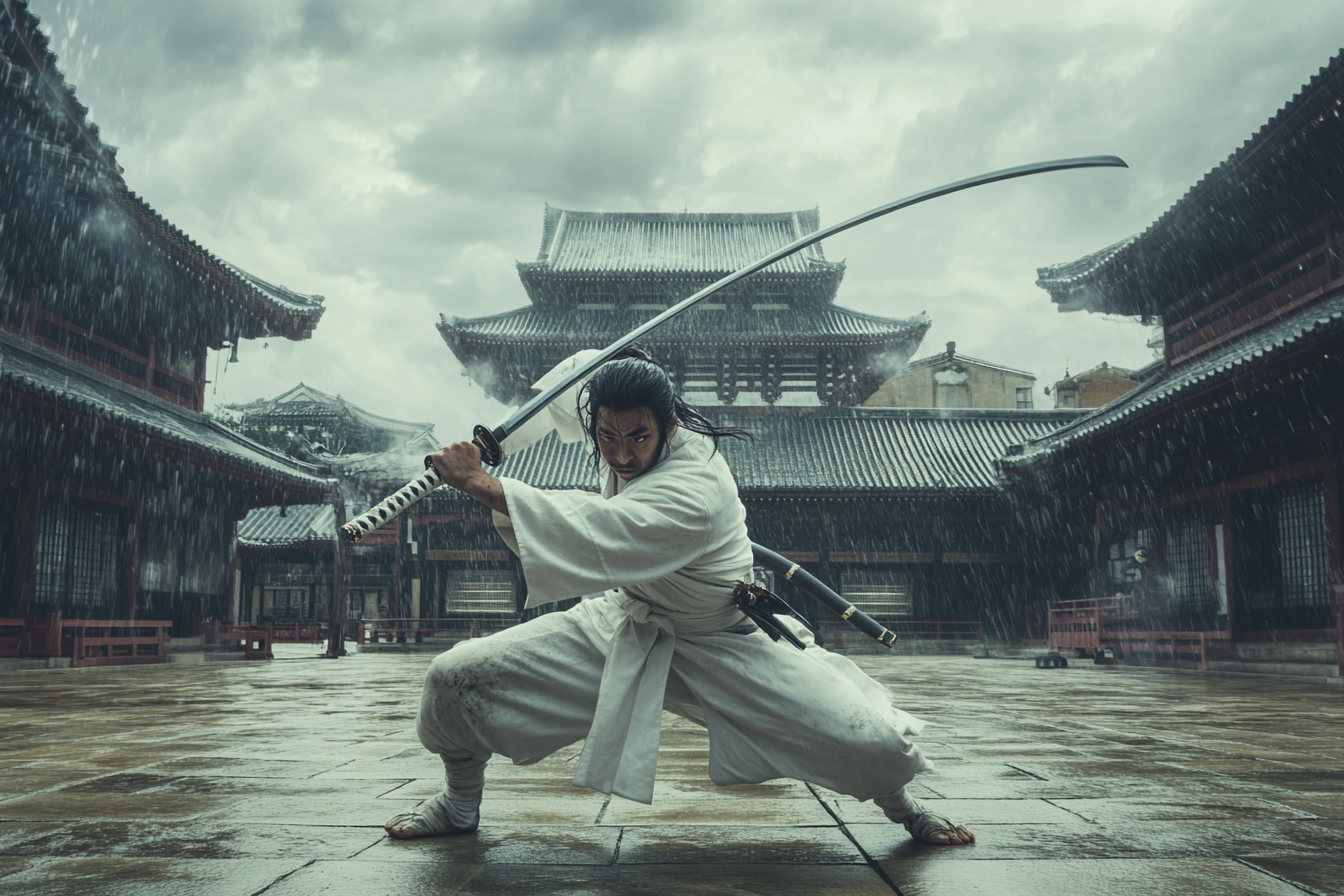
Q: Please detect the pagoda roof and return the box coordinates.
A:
[412,406,1084,498]
[1035,48,1344,316]
[440,305,930,347]
[1,0,324,341]
[1002,291,1344,466]
[232,384,434,438]
[523,206,844,277]
[0,326,332,493]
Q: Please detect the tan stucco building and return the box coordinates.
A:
[1045,362,1153,409]
[863,342,1037,409]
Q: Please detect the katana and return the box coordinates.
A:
[341,154,1126,545]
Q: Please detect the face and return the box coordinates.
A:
[595,406,677,480]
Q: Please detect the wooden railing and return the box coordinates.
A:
[1047,595,1232,669]
[0,619,25,657]
[269,623,325,645]
[58,620,173,668]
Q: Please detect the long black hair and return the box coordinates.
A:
[577,351,751,470]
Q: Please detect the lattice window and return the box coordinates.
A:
[1278,483,1328,609]
[841,569,912,618]
[36,502,121,614]
[1166,512,1211,613]
[1015,387,1034,409]
[1106,528,1150,589]
[445,569,516,615]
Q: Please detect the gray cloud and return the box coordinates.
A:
[27,0,1344,443]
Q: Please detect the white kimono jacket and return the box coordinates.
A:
[468,355,931,804]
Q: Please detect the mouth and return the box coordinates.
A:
[613,466,639,478]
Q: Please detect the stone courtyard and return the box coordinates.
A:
[1,649,1342,896]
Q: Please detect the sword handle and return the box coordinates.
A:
[340,467,443,543]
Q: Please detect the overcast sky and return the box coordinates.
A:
[32,0,1344,443]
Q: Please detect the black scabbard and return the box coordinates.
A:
[750,543,898,649]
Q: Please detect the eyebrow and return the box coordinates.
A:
[598,424,652,438]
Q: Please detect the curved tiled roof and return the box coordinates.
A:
[439,305,931,346]
[1002,291,1344,465]
[412,407,1083,496]
[237,504,336,547]
[0,328,332,491]
[527,206,842,276]
[1,0,324,340]
[1033,49,1344,313]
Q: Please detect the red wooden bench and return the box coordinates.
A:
[62,620,173,668]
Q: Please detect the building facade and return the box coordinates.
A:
[439,207,930,407]
[0,1,331,637]
[1044,362,1152,409]
[864,341,1037,409]
[1005,51,1344,672]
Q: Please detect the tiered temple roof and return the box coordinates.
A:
[230,384,436,456]
[440,207,929,406]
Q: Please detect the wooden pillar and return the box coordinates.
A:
[326,495,349,658]
[122,506,142,619]
[13,479,40,618]
[1323,463,1343,678]
[1219,495,1237,636]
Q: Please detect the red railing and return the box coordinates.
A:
[358,617,516,645]
[1047,595,1232,669]
[269,623,325,645]
[58,620,173,668]
[0,619,25,657]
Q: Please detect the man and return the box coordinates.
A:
[385,354,973,845]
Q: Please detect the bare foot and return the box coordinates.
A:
[384,793,479,839]
[904,810,975,846]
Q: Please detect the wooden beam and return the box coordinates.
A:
[1159,456,1332,507]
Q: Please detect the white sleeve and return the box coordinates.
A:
[497,348,602,455]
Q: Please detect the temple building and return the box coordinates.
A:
[1004,50,1344,676]
[864,341,1038,409]
[233,394,438,626]
[439,207,930,407]
[0,1,331,645]
[422,211,1088,643]
[226,383,435,457]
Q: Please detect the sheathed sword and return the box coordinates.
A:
[341,154,1127,548]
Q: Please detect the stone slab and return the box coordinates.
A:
[880,857,1311,896]
[354,825,620,865]
[0,857,309,896]
[615,824,865,864]
[600,796,837,826]
[265,861,897,895]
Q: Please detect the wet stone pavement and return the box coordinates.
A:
[1,649,1343,896]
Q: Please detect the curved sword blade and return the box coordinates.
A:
[481,154,1126,457]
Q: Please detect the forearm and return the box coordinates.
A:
[459,471,508,516]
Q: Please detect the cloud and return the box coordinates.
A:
[26,0,1344,442]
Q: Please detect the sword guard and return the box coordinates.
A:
[473,424,503,466]
[734,581,812,651]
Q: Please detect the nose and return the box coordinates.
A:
[613,442,632,464]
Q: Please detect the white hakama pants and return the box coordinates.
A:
[414,597,932,812]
